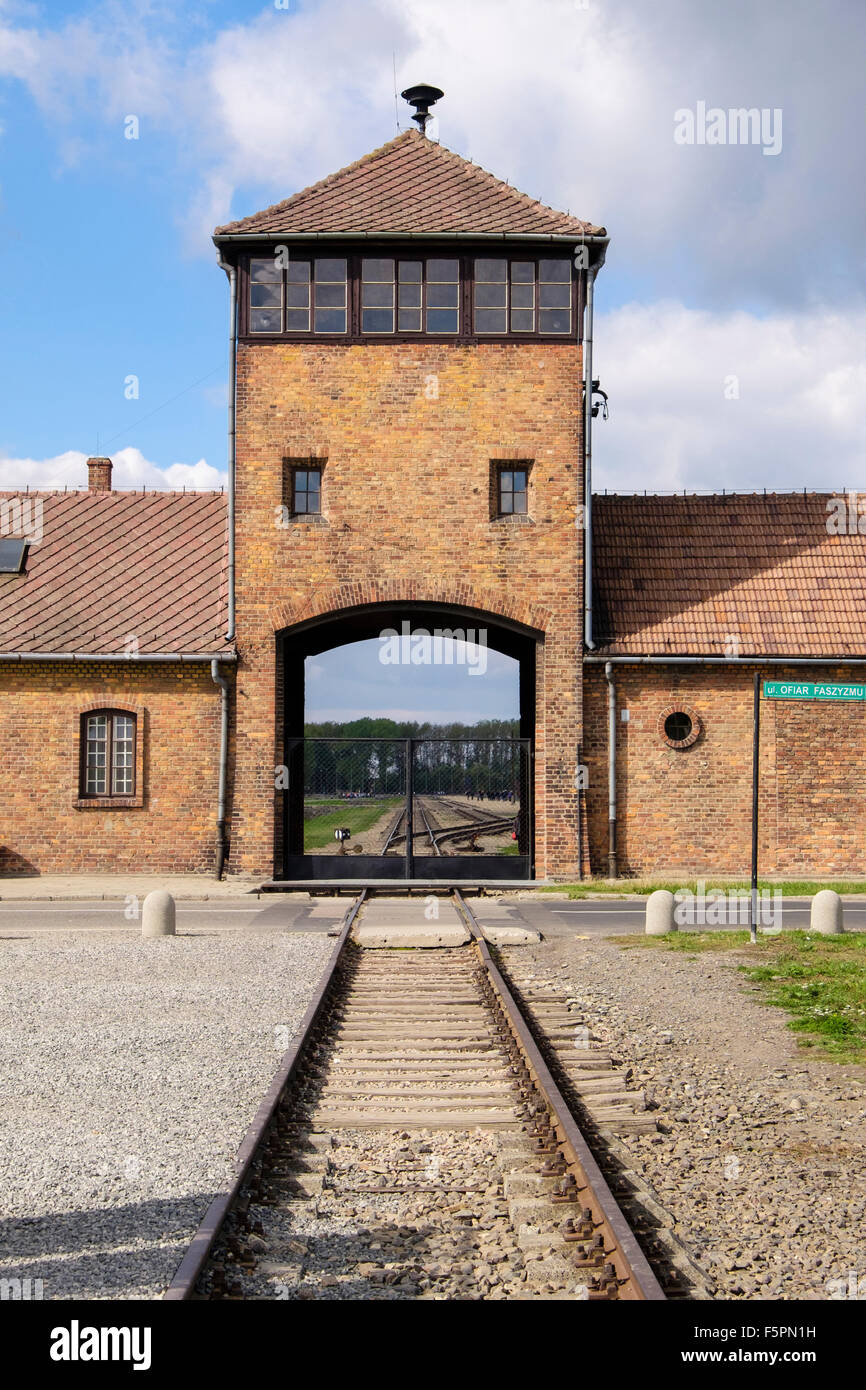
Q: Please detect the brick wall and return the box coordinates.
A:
[232,339,584,879]
[0,662,229,874]
[583,664,866,877]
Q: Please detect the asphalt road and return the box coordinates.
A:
[0,899,344,934]
[497,896,866,937]
[2,894,865,936]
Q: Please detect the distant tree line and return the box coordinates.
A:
[301,717,522,798]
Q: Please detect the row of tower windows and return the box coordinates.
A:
[284,463,528,518]
[249,257,574,337]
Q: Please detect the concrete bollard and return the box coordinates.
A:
[141,890,176,939]
[645,889,677,935]
[810,889,844,935]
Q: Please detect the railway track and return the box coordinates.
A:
[381,795,514,857]
[420,795,515,852]
[436,793,515,825]
[164,889,675,1302]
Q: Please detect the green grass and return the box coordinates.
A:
[624,929,866,1062]
[545,878,866,900]
[304,798,401,851]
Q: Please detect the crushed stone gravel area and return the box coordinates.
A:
[0,930,333,1300]
[504,935,866,1301]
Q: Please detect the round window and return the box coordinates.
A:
[664,711,692,742]
[658,703,701,749]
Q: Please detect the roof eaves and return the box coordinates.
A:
[214,229,608,243]
[0,650,237,662]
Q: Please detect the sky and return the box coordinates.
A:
[306,640,518,723]
[1,0,864,718]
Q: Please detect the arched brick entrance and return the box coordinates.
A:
[275,598,543,880]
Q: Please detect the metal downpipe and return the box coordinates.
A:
[217,255,237,644]
[211,659,230,879]
[605,660,617,878]
[584,265,596,651]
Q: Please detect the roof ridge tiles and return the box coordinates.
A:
[214,127,603,239]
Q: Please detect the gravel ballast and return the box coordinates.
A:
[504,935,866,1301]
[0,930,333,1300]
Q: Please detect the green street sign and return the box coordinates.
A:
[763,680,866,702]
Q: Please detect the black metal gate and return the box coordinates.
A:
[281,737,532,880]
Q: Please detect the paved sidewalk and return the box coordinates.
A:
[0,874,267,901]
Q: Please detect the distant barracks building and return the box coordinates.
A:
[3,93,866,882]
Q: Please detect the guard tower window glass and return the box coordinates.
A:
[498,467,528,515]
[292,467,321,514]
[425,259,459,333]
[510,261,535,332]
[314,259,347,333]
[538,258,572,333]
[474,258,573,335]
[81,712,136,797]
[249,258,283,333]
[397,260,422,331]
[361,259,395,333]
[286,260,311,330]
[474,258,508,334]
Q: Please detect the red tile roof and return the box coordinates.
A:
[8,487,851,661]
[593,493,866,657]
[0,491,230,656]
[214,129,603,240]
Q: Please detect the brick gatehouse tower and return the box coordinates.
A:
[214,94,606,881]
[4,94,864,881]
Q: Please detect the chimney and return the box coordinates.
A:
[401,83,444,136]
[87,457,113,492]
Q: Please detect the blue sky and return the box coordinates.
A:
[2,0,864,717]
[306,641,519,723]
[2,0,865,495]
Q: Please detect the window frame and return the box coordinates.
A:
[249,255,349,336]
[491,460,533,520]
[78,709,138,801]
[238,244,584,343]
[497,465,529,516]
[658,703,702,751]
[473,256,573,337]
[291,464,322,516]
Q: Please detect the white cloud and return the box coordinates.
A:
[0,445,224,490]
[1,0,864,306]
[2,1,866,492]
[594,301,866,492]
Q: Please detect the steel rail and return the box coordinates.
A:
[411,795,513,853]
[163,889,366,1300]
[430,817,515,848]
[381,804,408,854]
[436,794,515,826]
[384,796,443,851]
[413,797,442,855]
[166,882,663,1302]
[453,889,666,1302]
